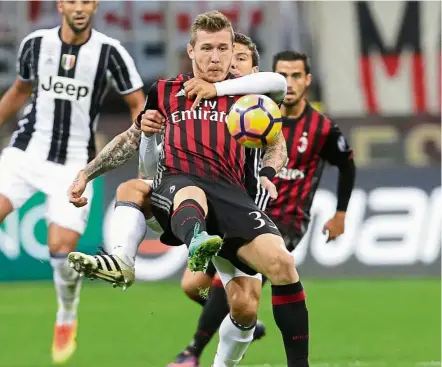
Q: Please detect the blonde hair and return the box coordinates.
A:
[190,11,234,46]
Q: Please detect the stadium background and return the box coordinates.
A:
[0,1,440,366]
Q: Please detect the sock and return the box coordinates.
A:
[272,282,309,367]
[213,315,255,367]
[50,253,81,325]
[186,280,230,358]
[188,294,207,307]
[111,201,147,267]
[170,199,206,246]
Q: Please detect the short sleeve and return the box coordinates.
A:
[135,82,159,128]
[16,37,34,81]
[107,42,144,95]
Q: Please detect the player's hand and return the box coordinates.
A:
[260,176,278,200]
[140,110,165,137]
[68,170,89,208]
[183,78,217,110]
[322,211,346,242]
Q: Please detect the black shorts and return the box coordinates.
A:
[151,173,282,275]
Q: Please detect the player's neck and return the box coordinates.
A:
[60,24,91,46]
[282,98,307,119]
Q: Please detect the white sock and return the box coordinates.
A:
[213,315,255,367]
[50,255,81,325]
[111,202,147,267]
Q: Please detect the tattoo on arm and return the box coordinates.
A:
[263,131,287,172]
[83,124,142,182]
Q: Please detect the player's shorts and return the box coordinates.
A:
[212,255,262,287]
[268,215,307,252]
[151,173,282,275]
[0,147,93,235]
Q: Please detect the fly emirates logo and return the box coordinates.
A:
[170,100,228,124]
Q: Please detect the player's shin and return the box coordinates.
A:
[50,253,81,325]
[170,199,207,246]
[272,282,309,367]
[213,315,255,367]
[187,278,230,358]
[111,201,147,267]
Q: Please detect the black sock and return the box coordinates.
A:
[272,282,309,367]
[171,199,206,246]
[186,281,230,358]
[188,294,206,307]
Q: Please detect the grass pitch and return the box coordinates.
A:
[0,279,439,367]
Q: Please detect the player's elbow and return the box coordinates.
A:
[273,72,287,95]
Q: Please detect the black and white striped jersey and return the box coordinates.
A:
[10,26,143,166]
[244,147,271,212]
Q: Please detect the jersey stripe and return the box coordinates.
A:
[12,36,42,151]
[291,110,321,232]
[87,44,111,162]
[47,43,80,164]
[108,46,133,92]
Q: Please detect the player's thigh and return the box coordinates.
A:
[150,175,206,244]
[0,148,37,219]
[237,233,299,285]
[181,267,213,297]
[46,164,94,240]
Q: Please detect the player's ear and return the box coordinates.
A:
[93,0,98,13]
[187,43,194,60]
[56,1,63,15]
[252,66,259,73]
[306,73,312,88]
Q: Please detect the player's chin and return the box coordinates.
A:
[205,70,227,82]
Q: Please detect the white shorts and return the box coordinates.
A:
[212,256,262,287]
[0,147,93,235]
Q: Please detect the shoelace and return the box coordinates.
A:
[192,223,201,240]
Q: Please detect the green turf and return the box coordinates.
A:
[0,279,439,367]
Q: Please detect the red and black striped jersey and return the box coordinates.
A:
[137,73,245,187]
[266,103,353,234]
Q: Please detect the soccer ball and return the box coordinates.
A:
[227,94,283,148]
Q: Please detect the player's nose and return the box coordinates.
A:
[210,50,220,63]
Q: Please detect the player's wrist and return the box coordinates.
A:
[259,166,276,180]
[214,82,222,96]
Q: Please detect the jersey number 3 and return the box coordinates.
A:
[249,211,278,230]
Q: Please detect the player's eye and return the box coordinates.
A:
[219,46,228,52]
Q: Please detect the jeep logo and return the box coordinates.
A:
[41,76,89,101]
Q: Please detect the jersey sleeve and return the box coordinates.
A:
[107,42,143,95]
[16,37,34,81]
[319,122,353,166]
[135,82,159,128]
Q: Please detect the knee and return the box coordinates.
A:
[116,180,150,207]
[174,186,208,214]
[265,251,298,285]
[229,288,259,326]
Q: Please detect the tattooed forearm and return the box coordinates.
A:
[263,131,287,172]
[83,124,142,182]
